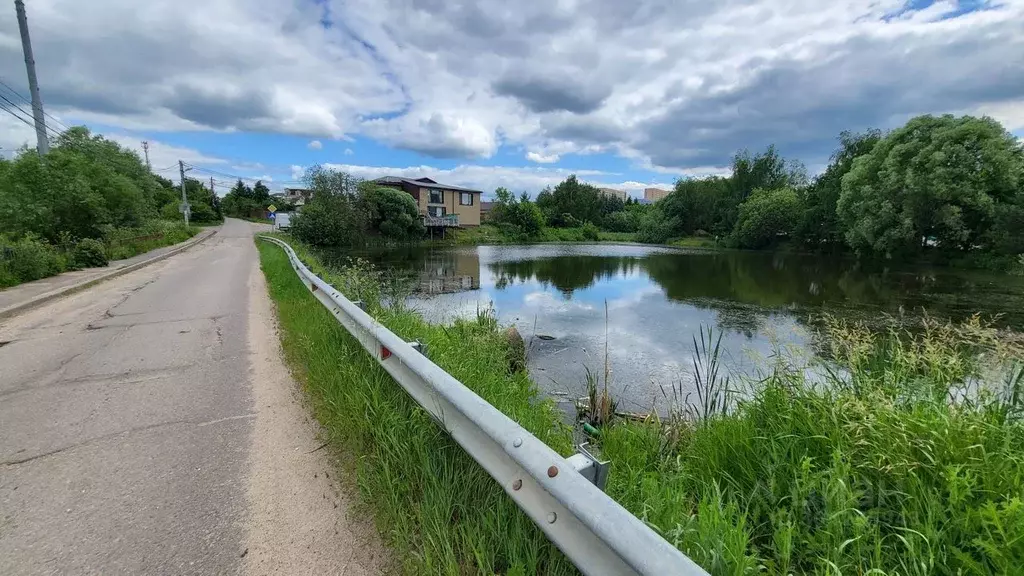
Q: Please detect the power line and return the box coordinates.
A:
[0,92,33,123]
[0,98,35,128]
[186,164,271,184]
[0,76,70,134]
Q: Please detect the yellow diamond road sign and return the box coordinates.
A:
[267,204,277,213]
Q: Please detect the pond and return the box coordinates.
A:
[322,243,1024,415]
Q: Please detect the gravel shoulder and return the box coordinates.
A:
[242,252,390,575]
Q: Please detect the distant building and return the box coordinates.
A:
[598,187,629,202]
[480,201,494,222]
[281,187,312,206]
[374,176,483,228]
[644,187,670,202]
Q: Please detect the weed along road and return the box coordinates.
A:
[0,219,386,575]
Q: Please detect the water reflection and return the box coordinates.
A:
[328,244,1024,413]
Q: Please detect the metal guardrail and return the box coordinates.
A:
[258,236,708,576]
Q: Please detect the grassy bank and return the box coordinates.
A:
[599,319,1024,574]
[260,236,1024,575]
[0,220,200,289]
[258,238,576,574]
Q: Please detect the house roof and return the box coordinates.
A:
[374,176,481,194]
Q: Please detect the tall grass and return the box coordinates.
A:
[0,221,197,288]
[258,239,576,575]
[601,317,1024,575]
[261,235,1024,575]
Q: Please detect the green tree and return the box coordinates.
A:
[732,187,802,249]
[534,175,604,227]
[798,130,881,248]
[838,115,1024,257]
[490,187,544,236]
[359,185,425,240]
[220,179,260,217]
[0,127,153,240]
[252,180,271,205]
[289,166,368,246]
[661,176,733,236]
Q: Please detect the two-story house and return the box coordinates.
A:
[373,176,483,228]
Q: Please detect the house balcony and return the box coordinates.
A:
[423,214,460,228]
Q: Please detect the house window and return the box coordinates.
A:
[459,192,474,206]
[428,206,446,217]
[429,189,444,204]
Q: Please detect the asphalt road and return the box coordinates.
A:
[0,219,386,575]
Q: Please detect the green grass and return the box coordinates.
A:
[260,236,1024,575]
[601,319,1024,575]
[0,221,200,289]
[104,220,199,260]
[668,236,720,249]
[257,238,577,575]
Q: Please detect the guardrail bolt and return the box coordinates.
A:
[546,512,557,524]
[512,479,522,491]
[547,466,559,478]
[513,438,522,448]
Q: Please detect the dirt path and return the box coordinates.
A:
[242,255,390,575]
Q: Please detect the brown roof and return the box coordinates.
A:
[373,176,481,194]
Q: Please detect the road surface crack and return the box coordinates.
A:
[2,412,259,466]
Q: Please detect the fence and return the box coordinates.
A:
[258,236,708,576]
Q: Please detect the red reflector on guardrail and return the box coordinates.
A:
[381,346,392,360]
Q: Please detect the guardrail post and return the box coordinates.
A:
[407,340,429,358]
[566,443,610,491]
[352,299,366,311]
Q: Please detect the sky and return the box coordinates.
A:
[1,0,1023,198]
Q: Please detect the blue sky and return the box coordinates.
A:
[1,0,1022,198]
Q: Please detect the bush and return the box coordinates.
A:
[581,221,600,240]
[0,235,67,288]
[489,188,545,237]
[603,210,640,233]
[104,221,196,260]
[73,238,108,268]
[290,195,367,247]
[637,208,673,244]
[732,187,801,249]
[359,185,425,240]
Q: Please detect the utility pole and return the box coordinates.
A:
[142,141,151,170]
[209,176,214,195]
[15,0,49,156]
[178,160,191,227]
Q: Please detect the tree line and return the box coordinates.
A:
[488,114,1024,266]
[0,126,220,286]
[646,114,1024,262]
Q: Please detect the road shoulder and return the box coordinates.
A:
[242,250,389,575]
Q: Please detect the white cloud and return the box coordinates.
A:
[0,114,37,156]
[2,0,1022,171]
[106,134,227,176]
[344,148,353,155]
[975,100,1024,132]
[308,139,323,150]
[526,151,560,163]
